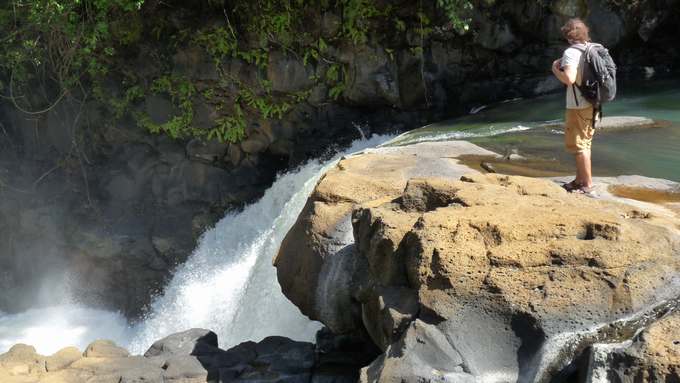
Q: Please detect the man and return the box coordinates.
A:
[551,18,595,194]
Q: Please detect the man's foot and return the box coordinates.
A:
[562,180,582,192]
[573,184,595,195]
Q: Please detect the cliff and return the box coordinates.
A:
[1,0,679,318]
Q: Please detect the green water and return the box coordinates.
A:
[389,79,680,181]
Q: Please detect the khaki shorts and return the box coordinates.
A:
[564,107,594,154]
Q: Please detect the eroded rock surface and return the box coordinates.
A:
[276,140,680,382]
[599,311,680,382]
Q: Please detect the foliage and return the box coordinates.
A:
[436,0,473,33]
[0,0,475,144]
[0,0,145,111]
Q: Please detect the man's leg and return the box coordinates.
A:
[575,149,593,187]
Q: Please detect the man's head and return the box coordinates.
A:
[561,18,590,44]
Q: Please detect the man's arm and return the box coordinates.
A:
[552,59,577,85]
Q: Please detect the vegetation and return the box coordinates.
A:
[0,0,473,143]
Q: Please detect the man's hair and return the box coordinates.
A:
[561,18,590,44]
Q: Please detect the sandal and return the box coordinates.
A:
[573,185,595,195]
[562,180,582,192]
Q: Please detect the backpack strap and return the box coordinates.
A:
[569,43,588,106]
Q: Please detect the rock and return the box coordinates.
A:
[226,143,244,166]
[551,0,588,18]
[145,95,176,125]
[186,138,228,163]
[278,140,680,381]
[267,51,315,93]
[46,347,82,372]
[343,45,400,107]
[240,133,270,154]
[70,355,162,380]
[84,340,130,358]
[172,46,219,80]
[161,355,209,382]
[472,15,518,52]
[0,344,46,375]
[360,320,467,383]
[144,328,219,358]
[597,311,680,382]
[274,141,499,332]
[586,0,625,47]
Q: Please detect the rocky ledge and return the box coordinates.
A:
[275,140,680,382]
[0,328,377,383]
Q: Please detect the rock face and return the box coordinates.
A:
[274,141,498,332]
[588,311,680,382]
[1,0,679,319]
[0,328,373,383]
[276,141,680,381]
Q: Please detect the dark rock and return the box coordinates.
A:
[240,133,270,154]
[144,328,218,358]
[145,95,176,125]
[360,320,467,382]
[472,15,518,52]
[172,46,219,81]
[586,0,625,47]
[192,98,218,131]
[321,11,342,38]
[267,51,315,93]
[344,45,400,107]
[186,138,228,163]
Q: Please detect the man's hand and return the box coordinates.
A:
[552,59,562,72]
[552,58,576,85]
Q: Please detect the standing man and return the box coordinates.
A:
[551,18,595,194]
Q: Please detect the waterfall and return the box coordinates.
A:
[125,133,391,353]
[0,134,391,355]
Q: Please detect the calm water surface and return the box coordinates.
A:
[391,79,680,181]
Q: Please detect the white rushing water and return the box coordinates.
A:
[0,134,390,355]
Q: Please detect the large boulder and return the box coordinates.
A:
[276,140,680,382]
[356,173,680,381]
[274,141,498,333]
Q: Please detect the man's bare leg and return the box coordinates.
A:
[575,150,593,187]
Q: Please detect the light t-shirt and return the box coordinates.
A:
[561,43,591,109]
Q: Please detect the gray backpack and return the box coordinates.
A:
[572,43,617,106]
